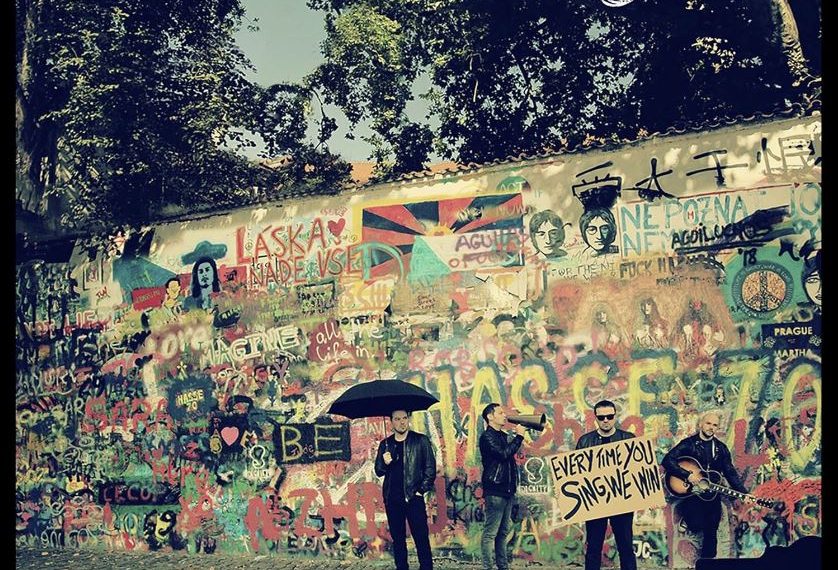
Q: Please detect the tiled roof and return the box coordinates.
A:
[348,98,820,190]
[258,158,461,187]
[21,95,819,239]
[145,98,821,225]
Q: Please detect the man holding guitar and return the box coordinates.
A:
[662,411,751,559]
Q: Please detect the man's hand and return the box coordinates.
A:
[687,472,702,485]
[383,451,393,465]
[513,423,527,436]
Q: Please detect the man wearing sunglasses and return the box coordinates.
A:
[575,400,637,570]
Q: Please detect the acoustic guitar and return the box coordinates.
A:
[664,457,779,508]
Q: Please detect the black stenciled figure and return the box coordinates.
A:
[143,509,186,550]
[578,207,619,258]
[374,409,437,570]
[575,400,637,570]
[662,410,749,559]
[801,245,821,313]
[529,209,569,260]
[184,256,220,311]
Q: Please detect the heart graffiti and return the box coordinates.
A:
[220,426,240,446]
[327,218,346,237]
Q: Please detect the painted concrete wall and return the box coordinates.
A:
[16,115,821,567]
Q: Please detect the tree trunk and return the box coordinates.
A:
[770,0,810,86]
[16,0,56,216]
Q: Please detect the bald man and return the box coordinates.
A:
[662,412,749,559]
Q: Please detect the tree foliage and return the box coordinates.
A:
[16,0,349,233]
[308,0,820,172]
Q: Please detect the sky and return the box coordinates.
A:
[234,0,377,162]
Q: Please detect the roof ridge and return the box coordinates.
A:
[20,99,820,239]
[351,99,820,189]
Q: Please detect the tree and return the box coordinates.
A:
[16,0,349,235]
[307,0,820,172]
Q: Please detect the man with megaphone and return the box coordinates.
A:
[478,403,528,570]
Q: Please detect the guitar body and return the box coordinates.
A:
[665,457,723,500]
[664,457,780,509]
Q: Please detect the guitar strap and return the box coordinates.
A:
[693,437,717,466]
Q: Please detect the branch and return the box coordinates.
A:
[510,48,538,117]
[468,53,481,103]
[309,87,334,151]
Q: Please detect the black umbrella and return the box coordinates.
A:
[328,379,439,420]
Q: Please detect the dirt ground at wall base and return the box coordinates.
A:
[15,545,680,570]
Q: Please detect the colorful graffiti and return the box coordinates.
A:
[16,115,821,567]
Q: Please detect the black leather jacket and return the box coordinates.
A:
[661,433,747,494]
[374,431,436,503]
[575,428,635,450]
[479,426,524,498]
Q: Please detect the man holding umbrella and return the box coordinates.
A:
[329,379,439,570]
[374,409,437,570]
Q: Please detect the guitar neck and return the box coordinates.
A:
[707,482,762,503]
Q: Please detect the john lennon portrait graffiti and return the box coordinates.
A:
[529,209,569,260]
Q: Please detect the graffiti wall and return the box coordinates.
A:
[16,115,821,567]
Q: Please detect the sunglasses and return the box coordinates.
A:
[596,414,615,421]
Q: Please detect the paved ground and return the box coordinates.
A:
[16,546,676,570]
[16,546,680,569]
[16,546,559,570]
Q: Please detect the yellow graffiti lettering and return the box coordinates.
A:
[783,362,821,472]
[571,363,609,413]
[510,363,549,440]
[625,355,675,416]
[468,364,504,465]
[280,426,303,461]
[717,356,770,449]
[403,373,432,436]
[514,516,540,554]
[427,368,458,478]
[313,424,343,458]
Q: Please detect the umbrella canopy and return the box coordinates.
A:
[328,379,439,419]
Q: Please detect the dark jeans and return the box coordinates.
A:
[584,512,637,570]
[678,496,723,558]
[482,494,514,570]
[384,495,433,570]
